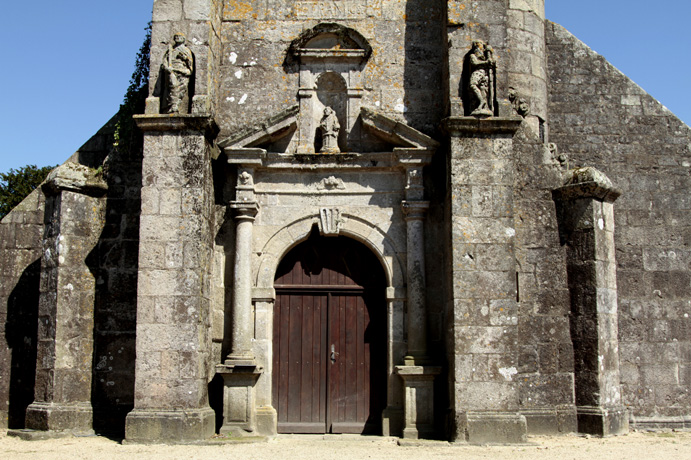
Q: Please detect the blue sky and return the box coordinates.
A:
[1,1,689,173]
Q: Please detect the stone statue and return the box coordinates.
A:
[468,40,496,117]
[162,33,194,113]
[508,87,530,117]
[319,107,340,153]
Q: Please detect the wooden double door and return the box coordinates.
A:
[272,234,386,434]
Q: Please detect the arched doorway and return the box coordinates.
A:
[272,231,387,434]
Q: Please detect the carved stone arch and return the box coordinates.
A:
[255,214,403,290]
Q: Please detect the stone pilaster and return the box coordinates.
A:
[125,114,218,443]
[24,164,107,434]
[444,117,527,444]
[553,167,628,436]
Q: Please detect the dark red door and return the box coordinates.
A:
[272,234,386,434]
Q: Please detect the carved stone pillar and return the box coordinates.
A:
[553,167,628,436]
[23,164,107,435]
[125,114,218,443]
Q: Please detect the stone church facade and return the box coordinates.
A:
[2,0,690,444]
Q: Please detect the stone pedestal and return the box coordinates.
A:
[24,164,107,434]
[125,114,219,443]
[395,365,441,439]
[553,167,628,436]
[215,363,261,436]
[443,117,527,444]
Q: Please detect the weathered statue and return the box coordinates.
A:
[319,107,340,153]
[508,87,530,117]
[162,33,194,113]
[468,40,496,117]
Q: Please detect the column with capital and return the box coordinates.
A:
[216,167,265,436]
[395,167,440,439]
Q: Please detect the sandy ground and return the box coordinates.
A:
[2,431,691,460]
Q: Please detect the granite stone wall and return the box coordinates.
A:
[546,21,691,427]
[512,127,577,433]
[0,117,142,434]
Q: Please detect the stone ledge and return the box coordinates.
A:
[630,415,691,431]
[442,116,523,136]
[133,114,219,137]
[7,429,95,441]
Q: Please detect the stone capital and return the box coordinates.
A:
[229,201,259,221]
[41,163,107,197]
[553,167,621,203]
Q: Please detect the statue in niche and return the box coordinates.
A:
[467,40,496,117]
[319,107,340,153]
[161,33,194,113]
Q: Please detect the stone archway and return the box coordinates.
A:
[271,230,387,434]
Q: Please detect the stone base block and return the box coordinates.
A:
[216,363,261,436]
[25,402,93,434]
[255,406,277,437]
[124,408,216,443]
[577,406,629,436]
[395,365,441,439]
[457,411,527,444]
[382,406,403,437]
[521,406,577,435]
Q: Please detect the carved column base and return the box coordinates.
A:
[24,402,94,434]
[577,406,629,436]
[456,411,528,444]
[124,408,216,443]
[215,363,262,437]
[395,365,441,439]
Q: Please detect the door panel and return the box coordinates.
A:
[273,235,386,434]
[274,292,327,433]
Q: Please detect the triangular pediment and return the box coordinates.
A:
[360,107,439,151]
[218,105,299,150]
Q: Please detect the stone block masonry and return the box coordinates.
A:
[125,115,219,443]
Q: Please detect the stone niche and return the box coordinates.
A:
[284,23,372,154]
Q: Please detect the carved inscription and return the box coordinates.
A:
[294,0,382,20]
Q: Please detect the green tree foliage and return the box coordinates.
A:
[0,165,56,219]
[114,22,151,155]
